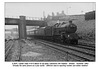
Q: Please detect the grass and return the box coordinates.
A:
[74,20,95,42]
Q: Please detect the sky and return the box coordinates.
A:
[5,2,95,17]
[5,2,95,29]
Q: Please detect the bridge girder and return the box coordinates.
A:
[5,18,47,27]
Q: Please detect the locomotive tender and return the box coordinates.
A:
[33,20,79,44]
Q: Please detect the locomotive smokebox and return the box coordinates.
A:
[65,21,77,33]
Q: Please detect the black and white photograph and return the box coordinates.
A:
[5,2,95,62]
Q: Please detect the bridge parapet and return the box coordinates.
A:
[26,16,44,20]
[5,16,19,19]
[5,16,44,21]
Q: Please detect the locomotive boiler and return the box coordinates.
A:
[33,20,79,44]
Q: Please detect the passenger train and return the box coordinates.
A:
[28,20,79,44]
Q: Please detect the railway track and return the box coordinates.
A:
[74,44,95,51]
[28,39,95,61]
[61,43,95,51]
[28,36,95,50]
[53,40,95,51]
[5,40,14,60]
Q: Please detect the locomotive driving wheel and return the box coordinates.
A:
[70,39,78,45]
[60,33,66,43]
[74,39,78,45]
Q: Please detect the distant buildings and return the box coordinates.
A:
[5,28,19,39]
[46,11,67,21]
[45,10,96,26]
[46,10,85,21]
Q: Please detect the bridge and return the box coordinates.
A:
[5,16,47,39]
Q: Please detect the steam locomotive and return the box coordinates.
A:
[33,20,79,44]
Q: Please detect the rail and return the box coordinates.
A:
[5,40,14,60]
[31,39,95,61]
